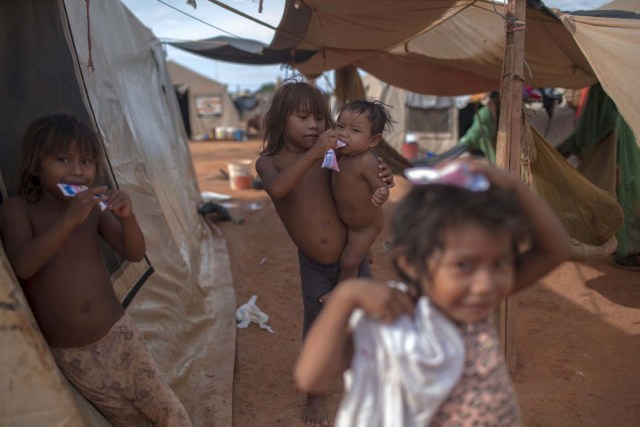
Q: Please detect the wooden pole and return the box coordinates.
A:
[495,0,526,374]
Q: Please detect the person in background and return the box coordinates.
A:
[459,91,500,163]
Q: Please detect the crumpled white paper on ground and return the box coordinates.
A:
[235,295,274,333]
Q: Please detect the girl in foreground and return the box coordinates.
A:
[295,160,571,426]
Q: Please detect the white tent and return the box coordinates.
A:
[362,73,460,155]
[167,60,241,139]
[0,1,235,425]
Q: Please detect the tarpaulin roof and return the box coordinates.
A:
[169,35,316,65]
[264,0,640,143]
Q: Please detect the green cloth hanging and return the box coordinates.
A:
[459,105,497,164]
[559,83,640,258]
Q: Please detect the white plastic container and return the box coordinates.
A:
[228,160,253,190]
[214,127,226,140]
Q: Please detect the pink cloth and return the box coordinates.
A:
[430,317,522,426]
[50,313,191,427]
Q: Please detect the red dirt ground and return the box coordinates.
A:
[189,139,640,427]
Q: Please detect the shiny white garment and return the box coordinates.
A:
[335,297,465,427]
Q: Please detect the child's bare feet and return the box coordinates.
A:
[302,394,329,426]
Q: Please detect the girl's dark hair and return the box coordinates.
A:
[259,76,334,156]
[18,113,105,202]
[339,99,394,136]
[392,184,528,287]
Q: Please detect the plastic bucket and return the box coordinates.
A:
[228,160,253,190]
[402,142,418,159]
[214,127,226,140]
[233,129,246,141]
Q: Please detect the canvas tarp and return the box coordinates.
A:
[362,74,460,154]
[267,0,639,145]
[169,34,316,65]
[362,74,407,152]
[559,7,640,148]
[167,60,241,138]
[0,1,235,425]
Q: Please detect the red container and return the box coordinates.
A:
[402,142,418,159]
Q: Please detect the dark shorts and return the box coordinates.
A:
[298,251,372,337]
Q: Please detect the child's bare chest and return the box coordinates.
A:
[30,208,101,253]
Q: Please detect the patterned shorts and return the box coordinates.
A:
[50,314,192,427]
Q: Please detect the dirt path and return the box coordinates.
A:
[190,139,640,427]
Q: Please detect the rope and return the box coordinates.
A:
[85,0,94,72]
[155,0,242,39]
[206,0,318,47]
[506,18,526,33]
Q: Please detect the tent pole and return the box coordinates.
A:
[495,0,526,375]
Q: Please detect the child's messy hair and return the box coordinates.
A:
[18,113,105,202]
[259,76,334,156]
[339,99,394,136]
[392,184,529,287]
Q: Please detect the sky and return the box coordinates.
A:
[120,0,612,93]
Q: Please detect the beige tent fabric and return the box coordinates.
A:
[290,0,599,94]
[1,1,236,425]
[362,73,462,154]
[64,1,237,424]
[599,0,640,12]
[362,74,407,151]
[167,61,241,138]
[400,1,596,89]
[276,0,640,144]
[298,0,476,50]
[559,11,640,146]
[0,248,94,426]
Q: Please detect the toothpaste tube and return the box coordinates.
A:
[322,148,340,171]
[57,183,109,210]
[336,139,347,148]
[403,162,490,192]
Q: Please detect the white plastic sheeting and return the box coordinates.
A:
[0,1,236,425]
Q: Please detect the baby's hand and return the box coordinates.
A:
[377,157,395,188]
[64,186,108,225]
[107,189,133,219]
[310,129,338,159]
[371,186,389,207]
